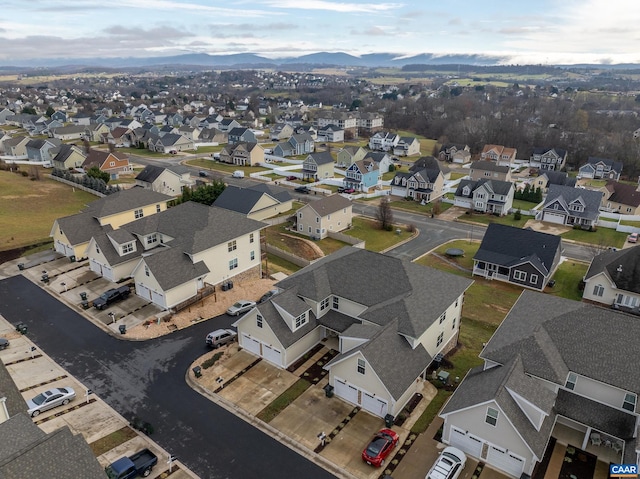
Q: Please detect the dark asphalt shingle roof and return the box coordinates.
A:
[92,232,143,267]
[0,362,27,418]
[142,246,209,291]
[253,299,318,349]
[56,213,112,246]
[585,246,640,294]
[473,223,562,276]
[543,184,603,221]
[84,187,171,219]
[213,186,266,214]
[470,161,510,174]
[304,194,352,217]
[455,178,514,197]
[604,180,640,208]
[306,151,334,165]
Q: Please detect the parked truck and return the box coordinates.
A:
[105,448,158,479]
[93,285,131,310]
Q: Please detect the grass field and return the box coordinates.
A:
[0,171,97,251]
[343,217,412,252]
[561,226,627,248]
[389,199,454,216]
[186,158,268,175]
[459,211,534,229]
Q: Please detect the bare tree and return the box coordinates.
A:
[376,197,394,230]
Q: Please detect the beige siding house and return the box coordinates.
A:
[296,194,352,239]
[213,184,293,221]
[134,164,194,196]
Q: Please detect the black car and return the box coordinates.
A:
[295,186,310,194]
[198,170,209,177]
[0,338,9,350]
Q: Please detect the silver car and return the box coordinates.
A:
[226,300,256,316]
[26,387,76,417]
[426,447,467,479]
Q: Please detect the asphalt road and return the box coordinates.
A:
[0,275,335,479]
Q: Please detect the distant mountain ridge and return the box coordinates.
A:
[2,51,638,70]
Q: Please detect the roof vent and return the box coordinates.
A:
[617,264,623,273]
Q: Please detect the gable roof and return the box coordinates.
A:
[307,151,334,165]
[470,160,510,174]
[541,170,576,187]
[82,149,128,169]
[584,246,640,294]
[544,184,603,220]
[248,183,292,203]
[410,156,450,175]
[604,180,640,207]
[213,185,270,215]
[585,156,623,173]
[532,147,567,158]
[455,178,513,197]
[51,143,85,163]
[141,247,209,291]
[304,194,351,217]
[0,362,27,418]
[84,187,171,219]
[474,224,561,276]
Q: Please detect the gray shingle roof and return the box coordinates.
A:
[248,183,292,203]
[93,232,143,267]
[543,184,603,221]
[305,194,352,217]
[455,178,513,198]
[142,246,209,291]
[0,362,27,418]
[135,164,165,183]
[307,151,334,165]
[254,299,318,349]
[474,223,562,276]
[470,160,510,173]
[584,246,640,295]
[213,186,266,215]
[56,213,112,246]
[84,187,172,219]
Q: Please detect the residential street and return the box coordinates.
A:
[0,275,335,479]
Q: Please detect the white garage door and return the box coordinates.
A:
[90,259,102,275]
[486,444,525,478]
[102,265,114,282]
[135,283,152,301]
[361,391,388,417]
[543,211,566,225]
[151,290,165,308]
[334,378,359,405]
[450,427,483,458]
[262,344,283,367]
[241,333,261,356]
[454,198,472,208]
[391,186,406,197]
[55,241,68,255]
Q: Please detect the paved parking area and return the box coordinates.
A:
[0,315,197,479]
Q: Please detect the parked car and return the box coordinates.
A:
[226,300,256,316]
[425,446,467,479]
[258,289,279,304]
[286,175,297,181]
[0,337,9,350]
[105,448,158,479]
[343,188,355,194]
[206,329,238,348]
[169,150,177,154]
[26,386,76,417]
[232,170,245,178]
[628,232,638,243]
[337,187,346,193]
[93,285,131,310]
[198,170,209,177]
[361,428,399,467]
[295,186,310,194]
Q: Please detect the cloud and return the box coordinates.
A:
[263,0,403,13]
[351,26,389,36]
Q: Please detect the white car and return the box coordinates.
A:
[226,300,256,316]
[26,387,76,417]
[426,447,467,479]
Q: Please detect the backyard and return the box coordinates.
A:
[186,158,269,175]
[561,226,627,248]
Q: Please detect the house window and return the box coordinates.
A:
[134,208,144,219]
[295,312,307,328]
[316,228,321,234]
[333,296,339,310]
[436,332,444,347]
[308,226,312,233]
[565,372,577,390]
[122,242,134,254]
[623,393,636,412]
[316,217,319,223]
[250,251,255,261]
[530,274,538,285]
[455,298,459,308]
[146,234,157,245]
[256,314,263,329]
[452,317,456,329]
[357,358,365,375]
[439,312,446,324]
[109,161,115,167]
[95,245,100,253]
[299,224,303,232]
[485,407,499,426]
[514,270,527,281]
[593,284,604,297]
[320,298,330,310]
[144,265,150,277]
[228,240,237,252]
[229,258,238,270]
[156,204,161,213]
[250,233,254,243]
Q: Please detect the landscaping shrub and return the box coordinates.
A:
[201,352,224,369]
[514,209,522,220]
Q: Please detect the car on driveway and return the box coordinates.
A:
[362,428,399,467]
[206,329,238,348]
[226,300,256,316]
[425,446,467,479]
[343,188,355,194]
[628,232,638,243]
[295,186,310,194]
[0,338,9,350]
[258,289,279,303]
[286,175,297,181]
[26,386,76,417]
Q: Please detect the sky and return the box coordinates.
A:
[1,0,639,65]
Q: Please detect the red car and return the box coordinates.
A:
[286,175,297,181]
[362,428,399,467]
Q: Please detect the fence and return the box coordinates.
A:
[596,211,640,233]
[265,244,311,267]
[326,231,365,248]
[170,285,215,313]
[47,175,106,197]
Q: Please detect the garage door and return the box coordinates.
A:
[486,444,525,478]
[151,290,165,308]
[334,378,359,405]
[454,198,472,208]
[361,391,388,417]
[391,186,406,197]
[135,283,152,301]
[262,344,283,367]
[543,211,566,225]
[241,334,261,356]
[450,427,483,458]
[55,241,68,255]
[102,265,114,282]
[90,259,102,275]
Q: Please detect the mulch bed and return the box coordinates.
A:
[299,349,339,385]
[286,343,324,372]
[394,392,423,427]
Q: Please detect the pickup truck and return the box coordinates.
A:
[93,285,130,310]
[105,448,158,479]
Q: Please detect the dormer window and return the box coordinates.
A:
[146,234,158,245]
[565,372,577,390]
[295,311,307,328]
[623,393,636,412]
[122,242,134,254]
[134,208,144,219]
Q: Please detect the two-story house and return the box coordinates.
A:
[270,123,294,141]
[213,183,293,221]
[579,157,623,181]
[539,184,604,229]
[134,164,194,196]
[25,138,61,164]
[530,171,576,192]
[302,151,334,181]
[337,146,367,168]
[440,290,639,477]
[480,144,517,166]
[530,147,568,171]
[469,161,512,182]
[600,181,640,214]
[391,166,445,203]
[369,131,399,152]
[233,247,472,419]
[227,127,257,145]
[356,112,384,133]
[344,159,379,192]
[295,194,352,239]
[83,123,110,143]
[219,142,264,166]
[438,143,471,164]
[82,149,131,180]
[393,137,421,157]
[317,124,344,143]
[148,133,194,153]
[454,179,515,215]
[51,144,86,170]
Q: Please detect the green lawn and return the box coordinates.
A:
[459,211,534,229]
[185,144,225,154]
[256,379,312,423]
[561,227,627,248]
[0,171,97,250]
[185,158,268,175]
[263,253,301,276]
[548,260,589,301]
[109,147,174,158]
[619,220,640,227]
[381,171,396,181]
[88,427,138,456]
[450,173,467,181]
[343,217,412,252]
[511,199,540,211]
[389,199,454,216]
